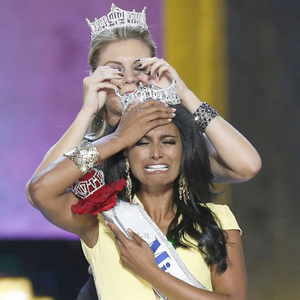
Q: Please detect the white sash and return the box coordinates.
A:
[102,198,206,299]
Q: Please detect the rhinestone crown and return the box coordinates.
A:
[115,78,181,114]
[86,3,148,41]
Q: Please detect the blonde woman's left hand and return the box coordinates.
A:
[136,57,190,103]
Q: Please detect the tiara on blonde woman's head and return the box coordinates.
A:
[115,78,181,114]
[86,3,148,41]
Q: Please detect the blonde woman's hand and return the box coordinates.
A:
[136,57,191,104]
[82,66,124,118]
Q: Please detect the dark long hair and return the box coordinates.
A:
[105,104,228,273]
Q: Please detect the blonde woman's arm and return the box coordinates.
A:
[26,67,121,207]
[137,58,261,183]
[182,89,261,183]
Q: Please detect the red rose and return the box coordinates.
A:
[71,178,126,215]
[72,169,105,200]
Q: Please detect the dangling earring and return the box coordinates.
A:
[125,160,132,203]
[179,174,190,204]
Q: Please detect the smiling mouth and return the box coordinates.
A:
[145,164,169,172]
[123,90,135,95]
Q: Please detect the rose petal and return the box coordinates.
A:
[71,179,126,215]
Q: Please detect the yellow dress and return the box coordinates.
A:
[81,196,241,300]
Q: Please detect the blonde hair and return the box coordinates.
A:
[86,27,157,140]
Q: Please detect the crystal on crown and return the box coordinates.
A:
[86,3,148,40]
[115,78,181,114]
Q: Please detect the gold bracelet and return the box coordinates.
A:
[64,140,102,176]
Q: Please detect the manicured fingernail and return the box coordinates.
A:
[171,108,176,112]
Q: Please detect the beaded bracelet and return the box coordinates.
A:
[193,102,219,132]
[64,140,103,176]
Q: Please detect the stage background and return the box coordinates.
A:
[0,0,162,239]
[0,0,299,299]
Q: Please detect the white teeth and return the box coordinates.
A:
[146,164,168,172]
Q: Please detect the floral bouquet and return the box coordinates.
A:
[71,169,126,215]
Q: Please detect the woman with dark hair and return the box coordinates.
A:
[27,4,253,299]
[26,4,261,210]
[28,94,247,299]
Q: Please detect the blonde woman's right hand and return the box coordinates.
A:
[82,66,124,118]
